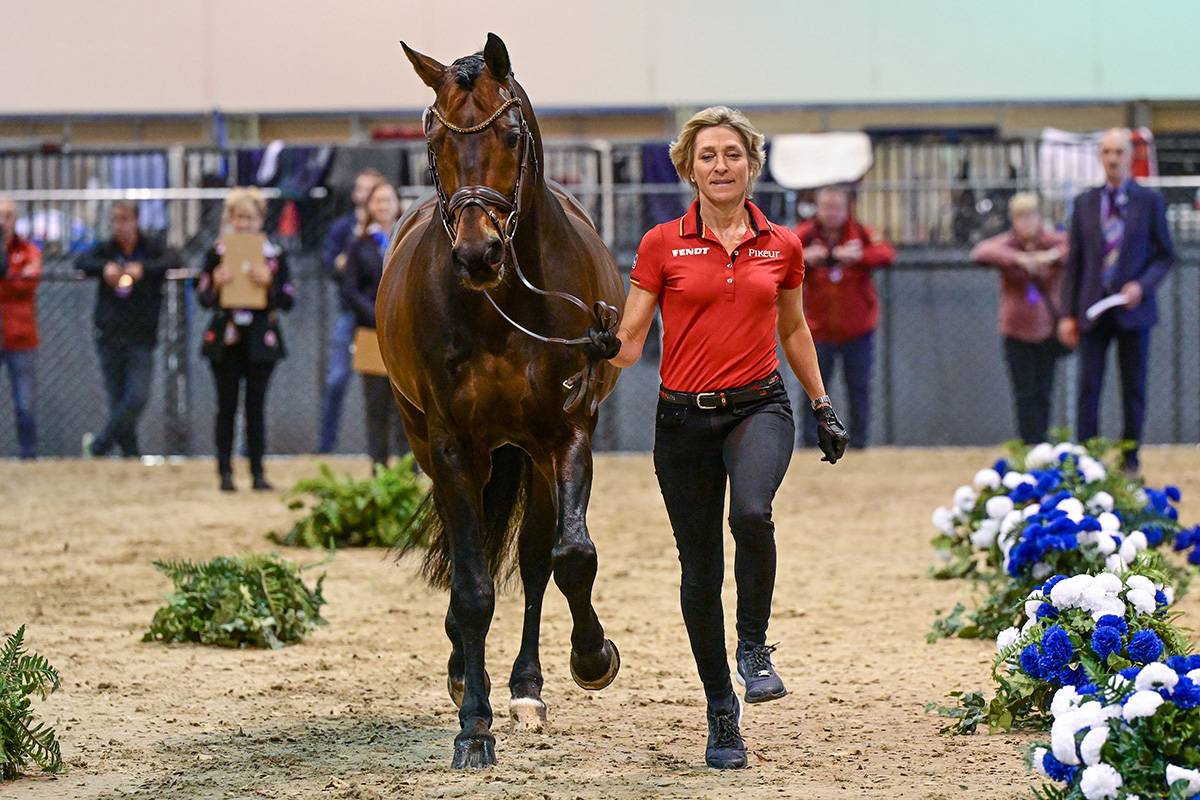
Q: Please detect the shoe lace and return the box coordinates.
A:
[712,711,741,748]
[744,643,778,676]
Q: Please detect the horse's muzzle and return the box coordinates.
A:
[452,236,506,288]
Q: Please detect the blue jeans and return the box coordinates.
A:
[94,341,154,457]
[317,310,356,453]
[803,332,874,448]
[1,349,37,459]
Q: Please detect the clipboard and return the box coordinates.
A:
[218,232,269,309]
[351,327,388,376]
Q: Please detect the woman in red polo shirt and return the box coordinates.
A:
[585,106,848,770]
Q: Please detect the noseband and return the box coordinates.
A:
[423,89,535,248]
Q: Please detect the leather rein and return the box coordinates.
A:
[423,85,616,348]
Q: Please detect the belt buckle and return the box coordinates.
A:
[695,392,723,410]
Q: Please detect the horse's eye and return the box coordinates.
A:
[505,130,520,149]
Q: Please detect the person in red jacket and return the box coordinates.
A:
[793,186,894,448]
[0,199,43,459]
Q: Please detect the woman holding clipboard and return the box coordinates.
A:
[197,187,295,491]
[341,181,409,470]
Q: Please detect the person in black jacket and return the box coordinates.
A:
[75,200,181,458]
[341,181,409,469]
[197,188,295,491]
[317,168,383,453]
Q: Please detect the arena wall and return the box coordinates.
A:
[4,0,1200,117]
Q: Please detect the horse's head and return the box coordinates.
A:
[403,33,534,290]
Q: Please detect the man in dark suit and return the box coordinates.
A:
[1058,128,1175,474]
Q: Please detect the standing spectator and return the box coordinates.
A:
[594,107,848,770]
[76,200,180,458]
[793,186,894,449]
[970,193,1070,445]
[0,199,43,459]
[1058,128,1175,475]
[341,181,409,470]
[317,168,384,453]
[197,188,295,491]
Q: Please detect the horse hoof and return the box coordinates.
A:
[570,638,620,690]
[509,697,549,732]
[451,735,497,769]
[447,670,491,709]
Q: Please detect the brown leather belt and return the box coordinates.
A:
[658,371,783,410]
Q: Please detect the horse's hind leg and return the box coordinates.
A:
[508,472,556,731]
[550,431,620,690]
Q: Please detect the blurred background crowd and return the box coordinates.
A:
[1,1,1197,460]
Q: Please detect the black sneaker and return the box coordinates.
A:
[251,474,274,491]
[220,473,236,492]
[736,642,788,703]
[705,693,746,769]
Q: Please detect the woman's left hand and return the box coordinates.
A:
[249,264,274,287]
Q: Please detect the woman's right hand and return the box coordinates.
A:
[212,265,234,287]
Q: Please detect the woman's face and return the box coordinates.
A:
[368,186,401,228]
[691,125,749,208]
[229,205,264,234]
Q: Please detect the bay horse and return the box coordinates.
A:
[378,34,625,768]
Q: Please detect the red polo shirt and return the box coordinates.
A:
[0,234,42,351]
[630,200,804,393]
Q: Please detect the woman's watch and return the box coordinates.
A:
[811,395,832,411]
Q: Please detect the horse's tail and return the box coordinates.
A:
[401,445,531,590]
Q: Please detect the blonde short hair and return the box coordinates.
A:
[669,106,766,199]
[1008,192,1040,219]
[223,186,268,222]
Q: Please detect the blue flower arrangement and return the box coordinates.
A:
[1031,660,1200,800]
[963,570,1192,733]
[929,440,1194,642]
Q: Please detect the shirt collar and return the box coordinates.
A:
[679,199,773,239]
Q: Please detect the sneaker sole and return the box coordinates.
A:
[735,669,788,703]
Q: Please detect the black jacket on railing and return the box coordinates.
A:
[196,240,295,365]
[74,231,181,347]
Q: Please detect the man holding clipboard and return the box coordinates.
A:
[1058,129,1175,475]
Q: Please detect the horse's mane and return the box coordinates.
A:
[450,53,487,89]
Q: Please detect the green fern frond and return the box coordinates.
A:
[1,626,63,781]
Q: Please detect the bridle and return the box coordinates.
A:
[423,87,534,249]
[422,79,619,414]
[422,82,617,349]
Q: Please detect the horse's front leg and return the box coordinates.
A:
[429,434,496,768]
[551,428,620,691]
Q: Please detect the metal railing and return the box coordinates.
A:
[1,139,1198,457]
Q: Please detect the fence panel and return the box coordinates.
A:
[2,141,1198,459]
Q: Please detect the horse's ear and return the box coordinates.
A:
[402,41,447,90]
[483,33,511,80]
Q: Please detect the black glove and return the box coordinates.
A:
[811,396,849,464]
[581,326,621,361]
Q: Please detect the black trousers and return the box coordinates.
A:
[1077,315,1149,450]
[362,374,410,468]
[1003,336,1059,445]
[653,387,794,703]
[211,342,274,477]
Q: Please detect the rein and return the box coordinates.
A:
[423,85,617,348]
